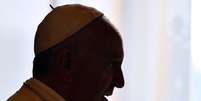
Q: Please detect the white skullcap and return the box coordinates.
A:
[34,4,103,54]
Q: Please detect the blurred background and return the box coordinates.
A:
[0,0,198,101]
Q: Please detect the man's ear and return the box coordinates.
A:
[54,48,72,71]
[63,50,71,71]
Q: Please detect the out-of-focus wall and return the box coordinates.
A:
[121,0,190,101]
[191,0,201,101]
[0,0,50,100]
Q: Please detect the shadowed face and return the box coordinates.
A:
[40,17,125,101]
[68,17,125,101]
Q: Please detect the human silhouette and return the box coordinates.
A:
[8,4,124,101]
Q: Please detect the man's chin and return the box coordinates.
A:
[101,96,108,101]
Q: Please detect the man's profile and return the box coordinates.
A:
[8,4,124,101]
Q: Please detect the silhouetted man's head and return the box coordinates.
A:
[33,4,124,101]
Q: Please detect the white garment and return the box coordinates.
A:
[7,78,66,101]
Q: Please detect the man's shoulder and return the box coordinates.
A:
[7,84,42,101]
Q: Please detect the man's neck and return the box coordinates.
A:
[33,76,71,100]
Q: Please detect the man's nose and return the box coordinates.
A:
[113,69,124,88]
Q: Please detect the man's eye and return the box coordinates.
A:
[109,63,113,68]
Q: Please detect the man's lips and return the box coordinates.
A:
[104,91,113,96]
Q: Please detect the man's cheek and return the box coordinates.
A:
[101,72,113,84]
